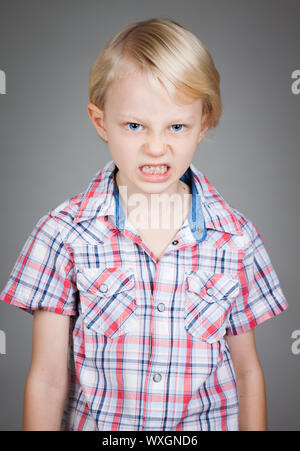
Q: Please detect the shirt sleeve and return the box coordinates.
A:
[0,212,79,316]
[226,219,288,336]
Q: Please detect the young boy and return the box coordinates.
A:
[0,18,288,431]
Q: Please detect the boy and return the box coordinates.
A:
[0,18,288,431]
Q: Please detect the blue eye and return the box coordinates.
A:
[170,124,185,132]
[126,122,186,132]
[127,122,142,131]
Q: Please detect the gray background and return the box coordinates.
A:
[0,0,299,431]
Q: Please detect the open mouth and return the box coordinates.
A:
[138,164,172,182]
[139,164,170,175]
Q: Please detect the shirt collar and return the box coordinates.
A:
[73,160,242,241]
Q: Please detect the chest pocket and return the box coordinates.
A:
[76,266,137,339]
[185,270,240,344]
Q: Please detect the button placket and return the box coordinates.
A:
[157,302,165,312]
[153,373,162,383]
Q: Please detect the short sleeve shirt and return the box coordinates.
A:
[0,160,288,431]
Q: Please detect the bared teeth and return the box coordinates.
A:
[141,165,168,174]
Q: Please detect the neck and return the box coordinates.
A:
[115,170,192,230]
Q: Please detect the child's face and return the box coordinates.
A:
[88,63,208,196]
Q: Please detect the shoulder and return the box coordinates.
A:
[193,165,258,249]
[34,191,86,242]
[49,191,85,220]
[230,205,260,248]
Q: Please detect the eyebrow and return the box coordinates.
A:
[118,114,195,123]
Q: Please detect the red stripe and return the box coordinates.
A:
[213,370,227,430]
[111,335,125,430]
[175,335,193,430]
[3,215,50,305]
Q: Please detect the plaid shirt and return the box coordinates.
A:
[0,159,288,431]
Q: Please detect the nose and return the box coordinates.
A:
[145,133,169,157]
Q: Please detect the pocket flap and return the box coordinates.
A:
[76,266,136,338]
[186,270,240,303]
[77,266,135,297]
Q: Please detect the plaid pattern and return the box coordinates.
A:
[0,160,288,431]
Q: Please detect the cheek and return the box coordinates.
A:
[108,146,136,174]
[176,135,198,152]
[108,127,139,147]
[175,142,198,166]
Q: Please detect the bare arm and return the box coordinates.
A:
[225,329,267,431]
[22,309,71,431]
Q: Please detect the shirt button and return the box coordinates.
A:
[172,240,179,245]
[206,287,214,296]
[153,373,162,383]
[99,283,108,293]
[197,227,203,234]
[157,303,165,312]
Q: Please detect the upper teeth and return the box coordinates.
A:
[141,165,168,173]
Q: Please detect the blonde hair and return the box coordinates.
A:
[89,18,222,131]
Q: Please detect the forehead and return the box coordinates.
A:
[105,63,201,117]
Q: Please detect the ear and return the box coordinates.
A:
[87,103,108,142]
[197,115,209,143]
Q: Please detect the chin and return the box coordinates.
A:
[139,183,173,194]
